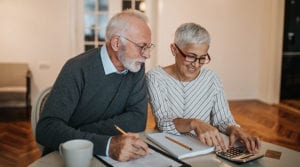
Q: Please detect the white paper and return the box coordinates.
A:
[147,132,215,159]
[97,148,182,167]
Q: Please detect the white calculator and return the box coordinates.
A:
[216,146,264,164]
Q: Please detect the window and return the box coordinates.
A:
[84,0,109,51]
[122,0,146,12]
[83,0,145,51]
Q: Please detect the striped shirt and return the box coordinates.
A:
[146,66,238,135]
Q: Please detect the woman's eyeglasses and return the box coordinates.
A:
[174,44,211,64]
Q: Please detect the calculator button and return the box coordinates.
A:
[216,146,264,163]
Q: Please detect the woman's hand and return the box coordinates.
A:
[173,118,227,151]
[227,126,261,153]
[190,119,227,151]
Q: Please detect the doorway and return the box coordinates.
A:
[280,0,300,109]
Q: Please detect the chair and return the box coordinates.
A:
[31,87,52,152]
[0,63,32,118]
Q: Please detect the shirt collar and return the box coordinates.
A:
[100,45,128,75]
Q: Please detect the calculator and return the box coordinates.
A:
[216,147,264,164]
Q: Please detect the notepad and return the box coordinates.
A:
[147,132,215,159]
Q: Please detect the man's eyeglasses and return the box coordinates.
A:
[174,44,211,64]
[119,35,155,55]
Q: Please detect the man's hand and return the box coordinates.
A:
[109,133,149,161]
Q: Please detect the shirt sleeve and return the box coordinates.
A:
[211,75,239,133]
[105,137,112,156]
[146,70,181,135]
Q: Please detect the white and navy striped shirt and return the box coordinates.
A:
[146,66,238,135]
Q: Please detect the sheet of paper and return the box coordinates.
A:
[98,148,182,167]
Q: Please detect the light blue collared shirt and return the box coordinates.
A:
[100,45,127,156]
[100,45,128,75]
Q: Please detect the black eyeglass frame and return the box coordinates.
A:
[174,44,211,64]
[118,35,155,55]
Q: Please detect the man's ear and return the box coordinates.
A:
[111,36,120,51]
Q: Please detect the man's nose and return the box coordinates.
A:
[142,49,151,59]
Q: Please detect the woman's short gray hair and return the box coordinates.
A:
[174,23,210,47]
[106,9,148,40]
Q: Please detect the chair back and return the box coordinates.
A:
[31,87,52,152]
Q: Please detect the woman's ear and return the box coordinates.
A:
[170,43,176,56]
[111,36,120,51]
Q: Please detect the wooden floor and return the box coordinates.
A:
[0,108,40,167]
[146,100,300,152]
[0,100,300,167]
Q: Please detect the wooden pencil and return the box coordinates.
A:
[165,136,193,151]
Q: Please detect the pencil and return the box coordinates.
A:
[114,125,127,135]
[165,136,193,151]
[114,125,148,153]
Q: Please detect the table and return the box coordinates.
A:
[29,132,300,167]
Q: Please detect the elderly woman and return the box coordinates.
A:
[146,23,260,153]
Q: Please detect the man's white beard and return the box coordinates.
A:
[117,48,145,72]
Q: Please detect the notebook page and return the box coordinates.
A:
[147,132,215,159]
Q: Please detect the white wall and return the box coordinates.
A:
[0,0,78,103]
[153,0,284,103]
[0,0,284,105]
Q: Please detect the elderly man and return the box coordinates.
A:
[36,9,154,161]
